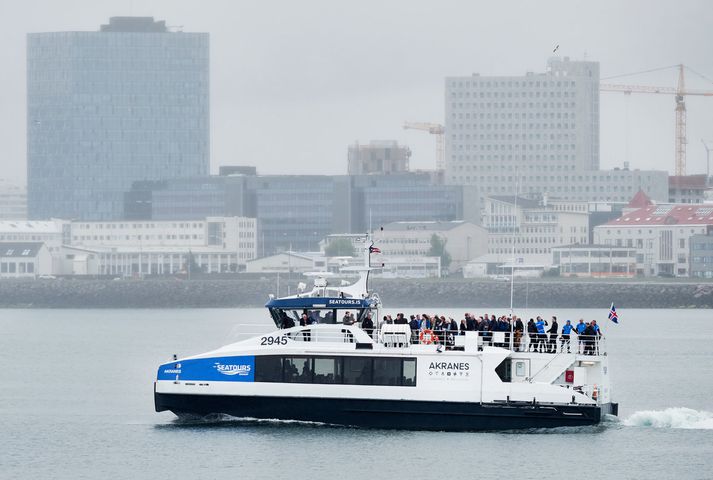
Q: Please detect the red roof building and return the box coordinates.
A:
[594,202,713,277]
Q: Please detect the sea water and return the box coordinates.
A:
[1,307,712,479]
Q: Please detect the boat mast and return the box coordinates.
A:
[509,175,519,349]
[509,175,519,316]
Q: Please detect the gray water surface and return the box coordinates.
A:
[1,308,712,479]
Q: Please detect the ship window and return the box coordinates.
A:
[515,361,526,377]
[313,357,342,384]
[255,356,282,382]
[373,358,402,386]
[402,358,417,386]
[283,357,312,383]
[495,359,512,382]
[254,355,417,387]
[343,357,372,385]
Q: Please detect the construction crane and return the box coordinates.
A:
[600,64,713,176]
[403,122,445,170]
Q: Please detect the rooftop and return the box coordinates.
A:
[0,220,65,234]
[489,196,541,209]
[100,17,168,33]
[382,221,468,232]
[605,204,713,226]
[0,242,45,258]
[626,190,654,209]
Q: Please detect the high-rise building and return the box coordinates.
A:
[445,57,600,196]
[347,140,411,175]
[123,172,476,255]
[27,17,209,221]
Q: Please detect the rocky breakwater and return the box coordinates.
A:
[371,279,713,309]
[0,277,275,308]
[0,277,711,309]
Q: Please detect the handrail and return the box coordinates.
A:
[228,323,607,355]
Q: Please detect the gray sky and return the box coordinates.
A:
[1,0,713,185]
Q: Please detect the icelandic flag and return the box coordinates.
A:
[369,245,381,254]
[608,303,619,324]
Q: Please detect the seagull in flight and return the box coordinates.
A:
[553,44,559,53]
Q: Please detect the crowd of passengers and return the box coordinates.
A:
[281,310,604,355]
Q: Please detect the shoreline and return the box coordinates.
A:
[1,277,712,309]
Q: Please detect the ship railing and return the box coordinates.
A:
[400,329,607,355]
[232,323,368,344]
[230,323,607,355]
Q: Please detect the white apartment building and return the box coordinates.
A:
[0,217,257,276]
[377,221,488,272]
[69,217,257,276]
[485,196,589,259]
[446,58,599,180]
[445,57,668,204]
[593,204,713,277]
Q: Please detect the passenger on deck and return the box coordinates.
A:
[576,319,587,353]
[362,312,375,339]
[560,320,573,353]
[548,316,559,353]
[448,317,458,345]
[460,319,467,335]
[342,311,354,325]
[300,313,311,342]
[480,316,491,346]
[535,316,548,353]
[434,316,445,344]
[527,319,537,351]
[514,316,524,351]
[465,313,476,331]
[591,320,602,354]
[281,312,295,329]
[409,315,420,343]
[583,322,596,355]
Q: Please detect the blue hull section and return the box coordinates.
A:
[155,391,615,431]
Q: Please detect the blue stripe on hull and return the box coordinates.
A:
[155,392,611,430]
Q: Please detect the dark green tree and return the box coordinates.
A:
[324,238,356,257]
[428,233,452,270]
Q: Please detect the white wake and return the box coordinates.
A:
[623,407,713,430]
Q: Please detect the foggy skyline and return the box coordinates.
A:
[1,0,713,185]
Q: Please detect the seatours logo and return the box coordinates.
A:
[327,299,362,306]
[213,362,252,376]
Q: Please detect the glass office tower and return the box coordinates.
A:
[27,17,209,220]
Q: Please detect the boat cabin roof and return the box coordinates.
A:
[265,297,374,310]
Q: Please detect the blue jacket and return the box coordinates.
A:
[576,323,586,334]
[536,320,545,334]
[562,324,573,335]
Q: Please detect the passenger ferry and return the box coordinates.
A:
[154,240,618,430]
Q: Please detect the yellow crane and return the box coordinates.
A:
[600,64,713,176]
[403,122,445,170]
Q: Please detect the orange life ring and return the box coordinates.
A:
[420,329,438,345]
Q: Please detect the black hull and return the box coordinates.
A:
[155,390,617,431]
